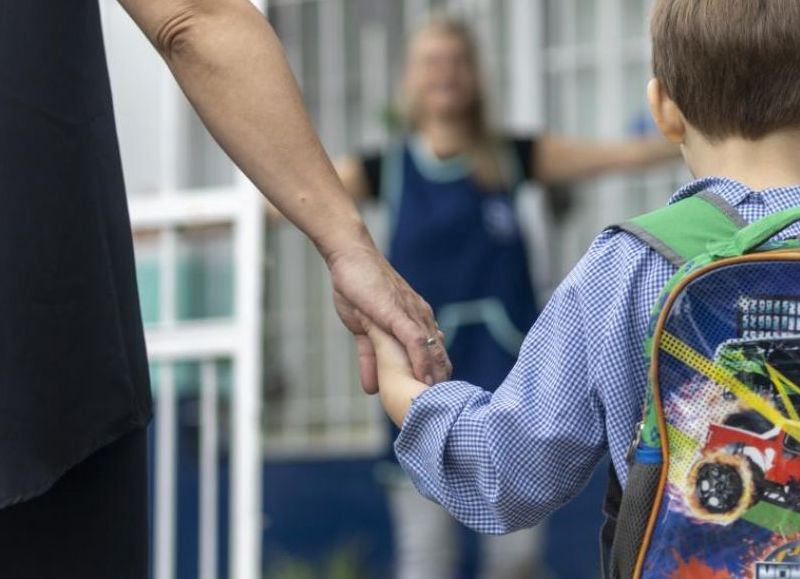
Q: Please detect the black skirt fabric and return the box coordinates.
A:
[0,428,149,578]
[0,0,153,506]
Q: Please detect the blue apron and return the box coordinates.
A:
[382,136,539,460]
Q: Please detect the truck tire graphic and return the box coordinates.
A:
[687,452,757,524]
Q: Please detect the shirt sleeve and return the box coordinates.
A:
[394,229,662,534]
[361,152,383,201]
[509,136,538,182]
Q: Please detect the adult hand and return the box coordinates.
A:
[326,243,451,394]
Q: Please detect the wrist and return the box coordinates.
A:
[318,216,377,269]
[379,372,427,428]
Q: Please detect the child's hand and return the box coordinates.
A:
[366,323,414,376]
[361,315,436,427]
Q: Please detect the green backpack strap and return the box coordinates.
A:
[613,191,747,267]
[707,205,800,258]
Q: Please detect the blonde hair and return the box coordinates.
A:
[402,14,507,187]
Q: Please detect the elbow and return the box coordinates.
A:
[482,477,543,534]
[535,154,576,186]
[536,167,566,187]
[148,1,263,67]
[153,6,200,59]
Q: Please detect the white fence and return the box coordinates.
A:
[102,2,266,578]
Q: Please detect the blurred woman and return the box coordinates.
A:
[337,16,678,579]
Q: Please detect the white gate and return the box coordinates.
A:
[101,2,267,579]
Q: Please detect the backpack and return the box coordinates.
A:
[604,191,800,578]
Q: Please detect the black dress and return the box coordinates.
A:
[0,0,152,575]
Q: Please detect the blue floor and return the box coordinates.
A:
[151,416,610,579]
[260,458,609,579]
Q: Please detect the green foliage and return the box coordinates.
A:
[264,556,315,579]
[263,545,371,579]
[379,104,404,134]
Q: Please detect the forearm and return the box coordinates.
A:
[378,367,428,428]
[122,0,370,260]
[335,157,372,204]
[615,138,681,170]
[537,135,680,185]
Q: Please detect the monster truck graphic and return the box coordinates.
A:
[686,337,800,524]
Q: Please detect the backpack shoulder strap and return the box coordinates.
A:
[612,191,746,268]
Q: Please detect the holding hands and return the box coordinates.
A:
[326,240,451,395]
[358,313,435,428]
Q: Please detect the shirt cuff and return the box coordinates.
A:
[393,380,484,504]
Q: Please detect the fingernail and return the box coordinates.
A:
[425,375,434,386]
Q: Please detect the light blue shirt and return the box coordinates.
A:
[395,177,800,534]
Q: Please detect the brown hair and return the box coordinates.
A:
[651,0,800,141]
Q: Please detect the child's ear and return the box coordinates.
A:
[647,78,686,145]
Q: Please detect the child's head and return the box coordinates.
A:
[647,0,800,169]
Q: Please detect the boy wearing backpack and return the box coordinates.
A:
[363,1,800,577]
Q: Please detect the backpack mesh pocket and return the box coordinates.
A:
[609,462,662,579]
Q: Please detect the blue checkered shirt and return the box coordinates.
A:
[395,177,800,534]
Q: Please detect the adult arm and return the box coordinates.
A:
[268,157,373,219]
[336,156,373,203]
[117,0,451,389]
[535,135,680,185]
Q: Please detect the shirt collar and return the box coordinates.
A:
[670,176,800,213]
